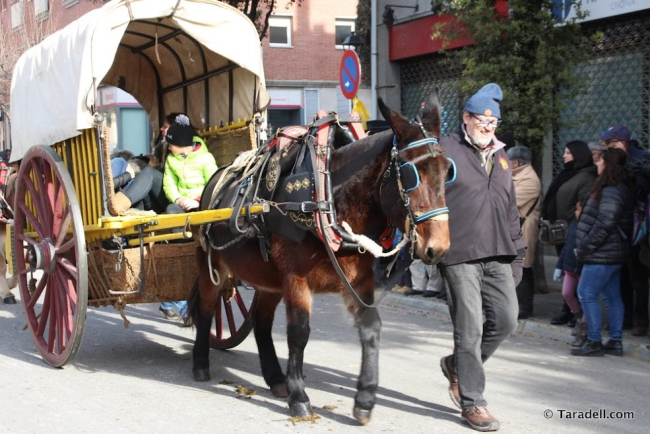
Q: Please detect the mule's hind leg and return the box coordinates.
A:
[346,278,382,425]
[283,276,314,417]
[191,247,229,382]
[252,291,288,398]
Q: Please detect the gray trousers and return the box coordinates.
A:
[440,260,518,408]
[409,260,443,292]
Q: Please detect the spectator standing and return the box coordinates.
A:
[541,140,597,327]
[599,124,650,337]
[572,148,634,356]
[506,146,541,319]
[438,83,525,431]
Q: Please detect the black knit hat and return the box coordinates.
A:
[165,114,195,147]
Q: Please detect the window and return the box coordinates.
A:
[11,1,24,29]
[269,16,292,48]
[1,0,7,12]
[335,19,355,50]
[62,0,79,8]
[35,0,48,15]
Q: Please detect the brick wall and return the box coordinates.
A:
[262,0,358,82]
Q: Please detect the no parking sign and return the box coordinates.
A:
[339,50,361,100]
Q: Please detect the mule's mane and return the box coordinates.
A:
[330,130,393,174]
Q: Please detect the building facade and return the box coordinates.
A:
[375,0,650,183]
[262,0,371,133]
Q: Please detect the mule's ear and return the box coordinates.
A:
[420,89,441,138]
[378,97,410,141]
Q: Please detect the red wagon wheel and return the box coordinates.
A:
[14,146,88,368]
[209,288,257,350]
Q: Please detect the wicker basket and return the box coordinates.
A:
[87,242,199,306]
[205,123,257,167]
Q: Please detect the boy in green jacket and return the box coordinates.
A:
[163,114,218,213]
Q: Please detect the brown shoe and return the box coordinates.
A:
[461,406,500,432]
[440,355,460,408]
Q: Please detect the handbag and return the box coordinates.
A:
[538,219,568,245]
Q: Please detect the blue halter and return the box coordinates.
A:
[391,135,454,224]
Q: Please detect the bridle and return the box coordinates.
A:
[383,117,455,223]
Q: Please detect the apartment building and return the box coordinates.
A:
[262,0,371,132]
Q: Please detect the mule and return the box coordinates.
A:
[190,91,451,424]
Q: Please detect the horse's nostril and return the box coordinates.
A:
[426,248,436,261]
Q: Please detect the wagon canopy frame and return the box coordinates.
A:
[10,0,270,162]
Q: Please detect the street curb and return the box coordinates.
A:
[380,290,650,364]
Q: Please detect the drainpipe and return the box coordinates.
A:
[371,0,378,120]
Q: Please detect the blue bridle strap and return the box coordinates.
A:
[414,207,450,223]
[391,135,449,224]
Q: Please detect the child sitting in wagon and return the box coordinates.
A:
[163,114,218,213]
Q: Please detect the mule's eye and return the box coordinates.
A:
[445,158,457,184]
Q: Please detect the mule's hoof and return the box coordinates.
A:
[353,407,372,425]
[193,368,211,382]
[289,402,314,418]
[3,296,16,305]
[270,383,289,398]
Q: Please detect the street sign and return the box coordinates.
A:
[339,50,361,100]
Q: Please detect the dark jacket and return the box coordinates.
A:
[556,221,579,274]
[555,166,597,223]
[439,128,524,266]
[575,184,634,264]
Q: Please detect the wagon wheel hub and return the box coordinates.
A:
[28,238,56,274]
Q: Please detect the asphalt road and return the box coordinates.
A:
[1,290,647,434]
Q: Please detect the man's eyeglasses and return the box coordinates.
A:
[604,139,620,145]
[470,113,502,128]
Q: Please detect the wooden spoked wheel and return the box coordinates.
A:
[14,146,88,367]
[209,288,257,350]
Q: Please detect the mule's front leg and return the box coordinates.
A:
[284,282,313,417]
[347,281,382,425]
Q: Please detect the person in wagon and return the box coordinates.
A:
[163,114,218,213]
[437,83,525,432]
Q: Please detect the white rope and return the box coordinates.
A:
[341,221,408,258]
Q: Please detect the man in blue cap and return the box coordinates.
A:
[599,124,650,338]
[438,83,525,432]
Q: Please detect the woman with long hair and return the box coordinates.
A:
[571,148,634,356]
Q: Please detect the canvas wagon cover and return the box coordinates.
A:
[10,0,269,161]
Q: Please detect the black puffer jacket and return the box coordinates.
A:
[575,184,634,264]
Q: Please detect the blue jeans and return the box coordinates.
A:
[577,264,624,341]
[440,260,518,408]
[160,301,188,317]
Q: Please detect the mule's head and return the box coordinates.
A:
[378,90,451,264]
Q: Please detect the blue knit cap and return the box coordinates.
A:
[464,83,503,119]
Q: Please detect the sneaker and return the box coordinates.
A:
[440,355,460,408]
[422,290,438,298]
[461,406,500,432]
[159,306,179,320]
[570,339,604,357]
[603,339,623,356]
[403,289,424,296]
